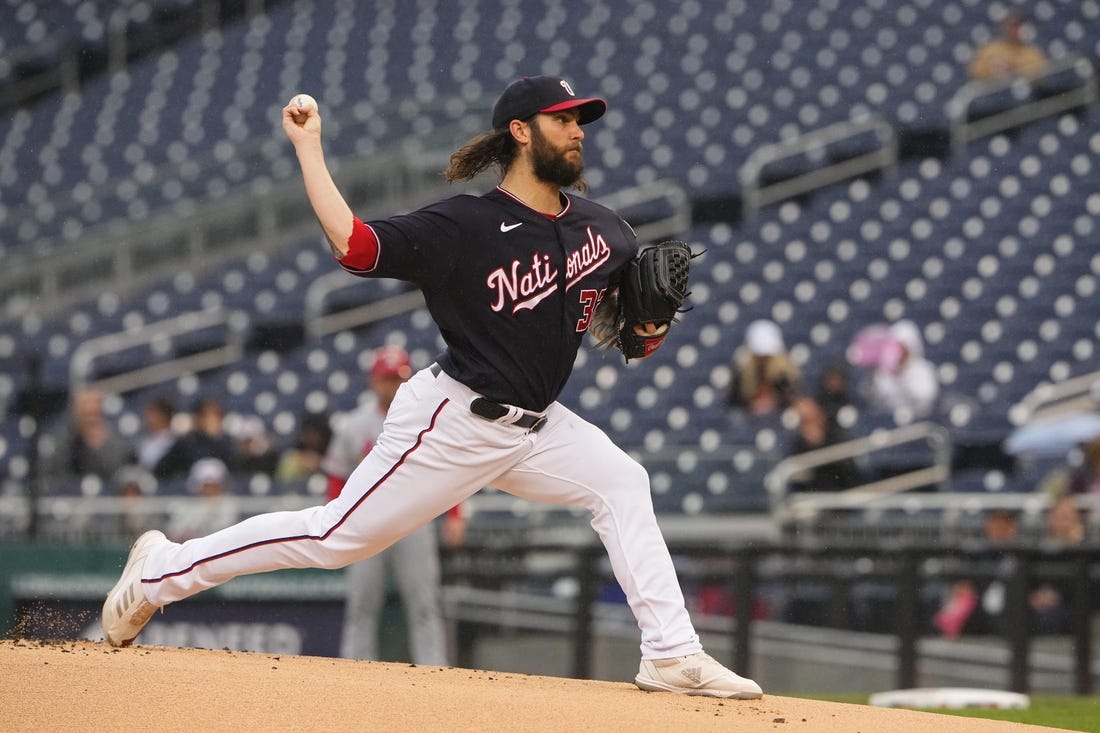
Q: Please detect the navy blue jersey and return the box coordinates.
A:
[346,187,638,411]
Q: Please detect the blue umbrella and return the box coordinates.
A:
[1003,411,1100,457]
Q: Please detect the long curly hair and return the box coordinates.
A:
[444,129,519,183]
[444,123,589,193]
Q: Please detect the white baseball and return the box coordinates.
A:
[291,93,318,112]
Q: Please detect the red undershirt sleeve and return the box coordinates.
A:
[337,216,380,273]
[325,474,346,502]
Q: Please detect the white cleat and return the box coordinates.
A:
[102,530,167,647]
[635,651,764,699]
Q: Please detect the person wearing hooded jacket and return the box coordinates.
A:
[864,320,940,418]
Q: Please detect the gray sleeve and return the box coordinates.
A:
[321,423,362,480]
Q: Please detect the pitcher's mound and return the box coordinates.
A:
[0,639,1071,732]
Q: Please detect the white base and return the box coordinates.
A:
[868,687,1030,710]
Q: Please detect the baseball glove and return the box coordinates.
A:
[590,240,694,360]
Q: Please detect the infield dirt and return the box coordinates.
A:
[0,639,1081,732]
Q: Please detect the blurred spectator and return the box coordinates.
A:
[1043,494,1087,544]
[928,507,1077,640]
[1039,436,1100,497]
[229,414,280,475]
[786,396,864,491]
[968,10,1047,82]
[984,507,1020,543]
[166,458,238,542]
[932,508,1020,639]
[136,395,191,480]
[815,362,855,426]
[324,346,462,664]
[276,411,333,482]
[850,320,939,419]
[114,465,157,540]
[1029,495,1086,634]
[727,319,802,415]
[178,396,235,466]
[42,388,134,484]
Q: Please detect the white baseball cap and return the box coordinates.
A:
[187,457,228,493]
[745,319,785,356]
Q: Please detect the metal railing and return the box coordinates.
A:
[0,140,453,325]
[0,38,79,107]
[738,115,897,220]
[304,279,425,340]
[0,0,252,109]
[765,422,952,523]
[68,307,249,395]
[440,537,1100,693]
[947,54,1098,154]
[1009,368,1100,427]
[597,179,692,244]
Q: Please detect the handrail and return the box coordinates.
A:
[12,482,1095,545]
[68,307,249,394]
[304,282,426,340]
[738,115,897,219]
[0,142,452,324]
[0,92,487,325]
[1008,368,1100,426]
[0,0,255,109]
[0,37,80,107]
[596,179,692,244]
[766,421,952,522]
[770,489,1058,515]
[947,54,1097,154]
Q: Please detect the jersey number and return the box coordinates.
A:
[575,288,606,332]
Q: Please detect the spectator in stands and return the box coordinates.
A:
[178,396,236,466]
[324,346,464,664]
[1029,495,1086,634]
[1039,436,1100,497]
[228,414,280,475]
[932,508,1019,639]
[115,465,157,540]
[166,457,238,542]
[968,10,1047,82]
[1044,494,1087,544]
[851,320,940,419]
[814,362,855,427]
[275,411,333,482]
[727,319,802,415]
[135,394,191,480]
[42,388,133,485]
[785,395,864,491]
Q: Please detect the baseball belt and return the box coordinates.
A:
[430,363,547,432]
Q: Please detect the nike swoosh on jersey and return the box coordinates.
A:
[500,222,523,232]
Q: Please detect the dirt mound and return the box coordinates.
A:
[0,639,1072,732]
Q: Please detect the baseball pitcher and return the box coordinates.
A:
[103,75,762,699]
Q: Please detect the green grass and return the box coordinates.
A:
[813,694,1100,732]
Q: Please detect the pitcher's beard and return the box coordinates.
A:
[530,123,585,189]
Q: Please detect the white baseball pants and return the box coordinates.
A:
[141,366,703,660]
